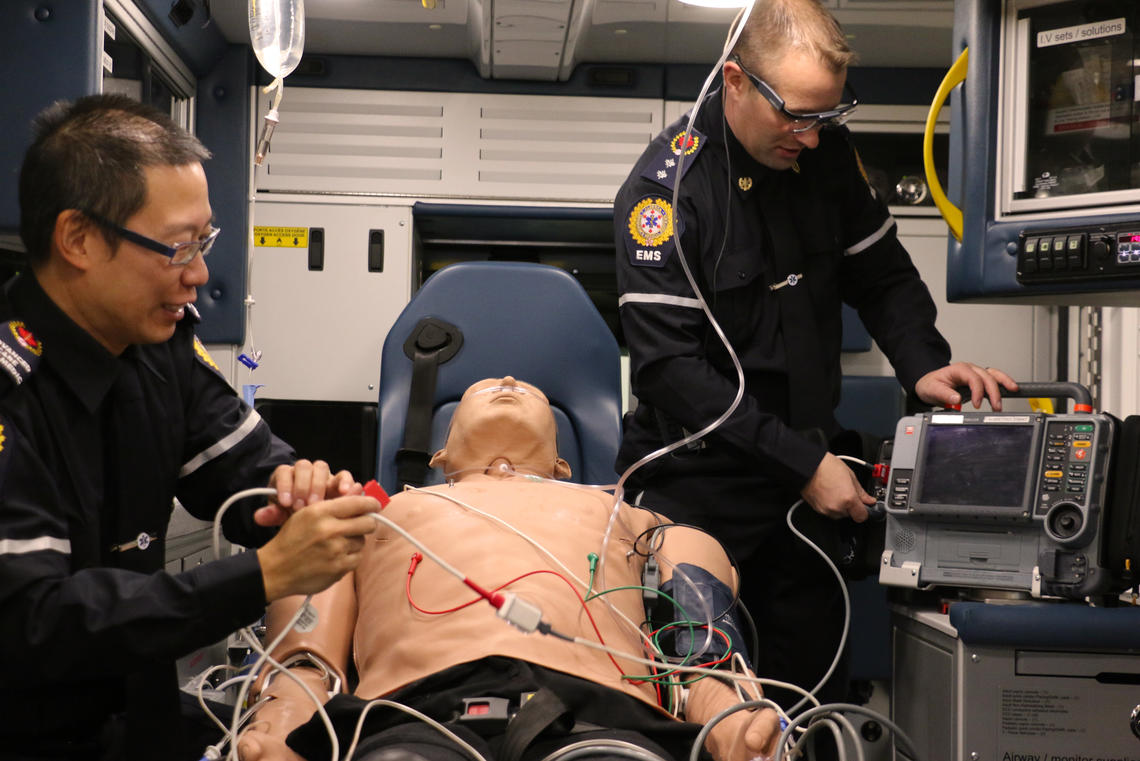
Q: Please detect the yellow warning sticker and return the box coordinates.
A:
[253,226,308,248]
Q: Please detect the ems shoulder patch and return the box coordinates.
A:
[0,320,43,387]
[626,195,680,268]
[193,336,226,379]
[0,420,9,484]
[640,127,706,190]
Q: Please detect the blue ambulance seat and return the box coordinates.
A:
[376,261,622,493]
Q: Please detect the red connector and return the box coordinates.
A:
[363,479,391,508]
[872,463,890,484]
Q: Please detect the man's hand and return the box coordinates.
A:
[256,495,378,602]
[255,460,362,527]
[915,363,1019,412]
[800,452,877,522]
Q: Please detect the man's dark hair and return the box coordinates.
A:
[18,93,211,267]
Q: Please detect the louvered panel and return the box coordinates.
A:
[471,94,662,201]
[255,87,662,202]
[255,88,450,194]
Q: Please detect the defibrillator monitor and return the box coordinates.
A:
[910,419,1039,517]
[879,383,1122,600]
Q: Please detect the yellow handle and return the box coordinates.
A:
[925,47,968,242]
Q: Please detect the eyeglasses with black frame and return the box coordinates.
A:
[728,55,858,134]
[84,211,220,265]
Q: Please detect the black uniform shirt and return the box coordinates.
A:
[615,91,951,489]
[0,272,294,751]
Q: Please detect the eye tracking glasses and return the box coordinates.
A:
[85,211,220,265]
[728,55,858,134]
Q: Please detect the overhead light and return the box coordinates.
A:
[676,0,749,7]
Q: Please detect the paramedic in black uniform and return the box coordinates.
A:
[0,94,379,760]
[614,0,1016,710]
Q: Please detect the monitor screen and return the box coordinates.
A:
[917,424,1037,508]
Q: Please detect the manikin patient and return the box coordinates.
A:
[238,377,780,761]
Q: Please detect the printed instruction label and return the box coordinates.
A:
[992,686,1140,761]
[1037,18,1125,48]
[253,226,308,248]
[1000,688,1086,738]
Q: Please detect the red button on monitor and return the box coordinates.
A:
[1073,448,1088,460]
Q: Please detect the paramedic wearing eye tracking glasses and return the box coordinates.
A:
[614,0,1016,712]
[0,94,378,760]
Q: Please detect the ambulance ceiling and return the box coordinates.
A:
[209,0,954,81]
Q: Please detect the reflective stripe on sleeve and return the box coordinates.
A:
[0,536,71,556]
[844,217,895,256]
[618,293,703,309]
[180,408,264,478]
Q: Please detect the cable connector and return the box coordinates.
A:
[364,479,391,508]
[642,555,660,603]
[494,592,543,633]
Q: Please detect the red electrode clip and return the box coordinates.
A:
[363,479,391,508]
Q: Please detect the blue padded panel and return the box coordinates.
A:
[836,376,904,682]
[194,45,254,344]
[835,376,905,439]
[841,304,872,352]
[377,261,622,493]
[950,602,1140,650]
[1,1,102,236]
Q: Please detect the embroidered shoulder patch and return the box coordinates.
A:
[193,335,226,379]
[0,420,9,484]
[0,321,43,387]
[625,196,681,268]
[640,127,706,190]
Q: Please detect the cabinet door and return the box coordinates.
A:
[247,201,413,402]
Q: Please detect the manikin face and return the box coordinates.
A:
[724,49,847,171]
[431,376,570,480]
[76,163,213,355]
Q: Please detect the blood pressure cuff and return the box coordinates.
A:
[659,563,752,670]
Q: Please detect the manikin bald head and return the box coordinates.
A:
[429,376,572,481]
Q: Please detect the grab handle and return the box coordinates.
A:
[925,47,968,242]
[950,381,1094,413]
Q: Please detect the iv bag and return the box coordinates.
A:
[249,0,306,79]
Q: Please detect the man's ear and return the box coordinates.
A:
[722,60,748,97]
[52,209,100,271]
[428,448,448,470]
[553,457,571,480]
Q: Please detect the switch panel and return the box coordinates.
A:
[1017,223,1140,284]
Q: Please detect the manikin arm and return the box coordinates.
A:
[654,526,780,761]
[238,573,357,761]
